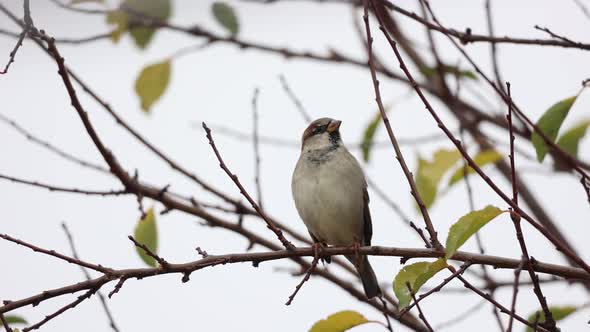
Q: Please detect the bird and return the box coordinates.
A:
[291,117,381,299]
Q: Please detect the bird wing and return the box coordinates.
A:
[342,148,373,247]
[363,186,373,246]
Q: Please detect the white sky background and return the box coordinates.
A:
[1,0,589,331]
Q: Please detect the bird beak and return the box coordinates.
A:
[327,120,341,133]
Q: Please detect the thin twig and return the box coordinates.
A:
[379,297,394,332]
[506,83,556,330]
[507,258,525,332]
[572,0,590,21]
[434,300,485,330]
[0,174,127,196]
[534,25,582,46]
[251,88,264,209]
[406,283,435,332]
[454,273,549,332]
[278,74,312,123]
[0,0,31,74]
[0,113,108,173]
[484,0,505,93]
[459,128,504,331]
[285,250,320,305]
[0,313,12,332]
[506,83,518,205]
[128,236,168,267]
[202,123,295,250]
[0,233,112,274]
[22,288,97,331]
[61,223,121,332]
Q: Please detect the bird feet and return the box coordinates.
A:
[312,242,322,261]
[349,238,361,267]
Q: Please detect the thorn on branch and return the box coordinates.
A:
[196,246,209,258]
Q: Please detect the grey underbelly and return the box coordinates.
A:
[294,169,364,246]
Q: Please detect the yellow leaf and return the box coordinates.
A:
[309,311,369,332]
[415,148,461,208]
[135,60,171,113]
[106,10,127,43]
[525,306,577,332]
[133,208,158,267]
[448,150,503,186]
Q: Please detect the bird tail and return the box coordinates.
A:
[348,254,382,299]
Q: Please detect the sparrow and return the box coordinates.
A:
[291,117,381,299]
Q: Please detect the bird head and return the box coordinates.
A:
[301,117,342,150]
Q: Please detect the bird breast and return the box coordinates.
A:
[292,147,365,246]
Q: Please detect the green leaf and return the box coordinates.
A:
[105,0,171,48]
[415,149,461,208]
[135,60,171,113]
[421,65,477,80]
[531,96,577,162]
[393,259,448,309]
[360,110,388,162]
[525,306,577,332]
[0,315,27,326]
[309,310,369,332]
[212,2,239,36]
[448,150,503,186]
[445,205,502,259]
[556,120,590,158]
[126,0,171,48]
[134,208,158,267]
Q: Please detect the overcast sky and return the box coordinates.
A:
[1,0,589,331]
